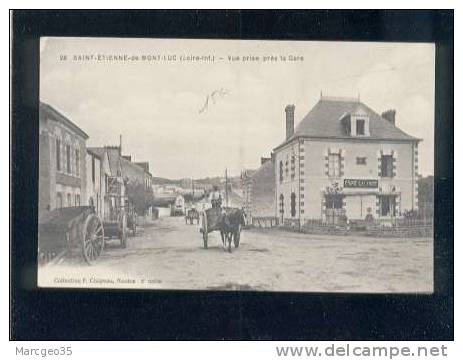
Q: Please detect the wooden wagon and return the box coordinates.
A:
[38,206,104,265]
[103,175,129,247]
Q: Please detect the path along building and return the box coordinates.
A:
[273,96,420,226]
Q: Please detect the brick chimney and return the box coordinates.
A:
[285,104,295,140]
[382,109,396,126]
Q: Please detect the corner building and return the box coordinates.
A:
[273,96,420,225]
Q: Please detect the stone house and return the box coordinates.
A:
[273,95,420,226]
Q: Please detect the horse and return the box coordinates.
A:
[219,208,246,253]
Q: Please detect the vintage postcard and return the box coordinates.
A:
[38,38,435,292]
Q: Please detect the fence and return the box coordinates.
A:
[251,216,278,228]
[365,218,433,238]
[300,217,433,238]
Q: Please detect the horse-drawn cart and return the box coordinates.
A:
[199,207,244,251]
[185,208,199,225]
[38,206,105,265]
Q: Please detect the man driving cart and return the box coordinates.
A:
[209,185,223,209]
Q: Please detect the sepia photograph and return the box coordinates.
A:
[38,37,435,293]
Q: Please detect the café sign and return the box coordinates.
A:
[343,179,378,188]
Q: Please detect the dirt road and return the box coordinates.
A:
[39,216,433,293]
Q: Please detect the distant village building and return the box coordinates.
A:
[241,157,276,227]
[273,96,420,226]
[134,161,153,190]
[39,102,88,216]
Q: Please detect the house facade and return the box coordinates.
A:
[85,147,112,220]
[241,157,276,227]
[273,96,420,225]
[39,102,88,217]
[86,149,102,215]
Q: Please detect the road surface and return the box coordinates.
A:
[40,216,433,293]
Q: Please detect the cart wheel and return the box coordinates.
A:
[120,214,127,248]
[82,214,104,265]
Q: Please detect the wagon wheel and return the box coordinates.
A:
[119,213,128,248]
[202,212,208,248]
[82,214,104,265]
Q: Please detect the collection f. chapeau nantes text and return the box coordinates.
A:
[53,276,137,285]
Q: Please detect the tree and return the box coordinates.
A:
[417,175,434,219]
[125,180,155,215]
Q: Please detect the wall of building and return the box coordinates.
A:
[275,137,417,222]
[274,140,304,221]
[39,131,52,216]
[39,113,87,216]
[249,162,275,220]
[86,152,102,216]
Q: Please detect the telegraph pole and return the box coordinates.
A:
[225,168,229,207]
[192,178,195,200]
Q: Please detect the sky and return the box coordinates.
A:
[40,38,435,178]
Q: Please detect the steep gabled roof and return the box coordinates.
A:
[250,159,274,184]
[40,102,89,139]
[121,157,146,183]
[275,97,419,150]
[87,147,106,159]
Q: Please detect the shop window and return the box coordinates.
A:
[328,152,341,177]
[380,155,393,177]
[379,195,396,217]
[325,194,343,209]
